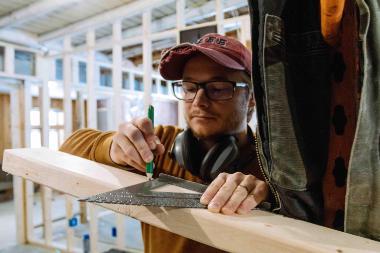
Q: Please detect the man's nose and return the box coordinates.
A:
[192,88,210,107]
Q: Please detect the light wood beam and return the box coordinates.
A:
[63,36,73,138]
[3,148,380,253]
[143,11,152,112]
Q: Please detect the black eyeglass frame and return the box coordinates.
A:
[171,80,249,102]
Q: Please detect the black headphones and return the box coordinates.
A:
[170,129,239,182]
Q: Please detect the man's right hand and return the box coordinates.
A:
[110,117,165,172]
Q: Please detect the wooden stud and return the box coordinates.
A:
[65,194,75,251]
[36,55,50,147]
[116,213,126,249]
[0,93,11,161]
[13,176,26,244]
[25,180,35,242]
[86,30,97,129]
[89,204,99,253]
[112,20,123,130]
[63,36,73,138]
[41,185,52,245]
[143,10,152,112]
[4,46,14,75]
[216,0,225,35]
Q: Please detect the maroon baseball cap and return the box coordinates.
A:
[159,33,252,81]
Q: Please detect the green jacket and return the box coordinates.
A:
[248,0,380,240]
[345,0,380,240]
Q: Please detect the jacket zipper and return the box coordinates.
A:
[255,133,281,212]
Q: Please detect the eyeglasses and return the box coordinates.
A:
[172,80,249,102]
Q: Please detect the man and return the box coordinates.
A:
[60,33,275,253]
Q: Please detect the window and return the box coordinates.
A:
[79,61,87,83]
[56,58,63,80]
[0,46,4,72]
[30,108,41,148]
[134,75,143,91]
[152,79,158,93]
[49,109,64,149]
[161,80,168,94]
[122,72,130,89]
[100,67,112,87]
[15,50,35,76]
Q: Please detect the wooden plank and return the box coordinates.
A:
[79,201,88,224]
[142,11,152,112]
[89,204,99,253]
[21,81,32,148]
[25,180,35,242]
[116,213,126,249]
[3,148,380,253]
[112,20,123,130]
[86,30,97,129]
[216,0,224,34]
[65,195,75,252]
[63,36,73,138]
[36,55,50,147]
[4,46,14,75]
[0,94,11,161]
[13,176,26,244]
[41,185,52,245]
[10,89,21,149]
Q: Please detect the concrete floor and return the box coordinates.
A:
[0,199,17,250]
[0,192,143,253]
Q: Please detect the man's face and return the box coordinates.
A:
[182,54,252,139]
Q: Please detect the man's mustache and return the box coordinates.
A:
[190,110,218,118]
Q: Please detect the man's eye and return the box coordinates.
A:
[209,88,228,93]
[184,87,197,93]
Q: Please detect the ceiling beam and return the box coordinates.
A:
[0,0,81,29]
[70,0,246,53]
[0,29,42,50]
[120,0,246,38]
[39,0,174,42]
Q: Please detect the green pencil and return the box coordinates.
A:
[146,105,154,180]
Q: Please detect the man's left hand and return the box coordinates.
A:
[200,172,269,215]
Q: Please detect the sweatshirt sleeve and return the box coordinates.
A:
[320,0,346,46]
[59,128,119,167]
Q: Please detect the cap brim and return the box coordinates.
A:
[159,44,245,80]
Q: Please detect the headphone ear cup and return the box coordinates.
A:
[171,129,202,176]
[200,136,239,182]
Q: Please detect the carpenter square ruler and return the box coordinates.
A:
[81,173,208,208]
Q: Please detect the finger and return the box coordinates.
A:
[239,174,258,193]
[153,143,165,156]
[236,181,269,214]
[112,133,146,171]
[115,134,145,166]
[132,117,154,135]
[124,155,145,172]
[120,124,153,163]
[132,118,157,148]
[207,172,245,213]
[220,175,257,215]
[236,194,257,215]
[110,140,127,166]
[200,173,228,205]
